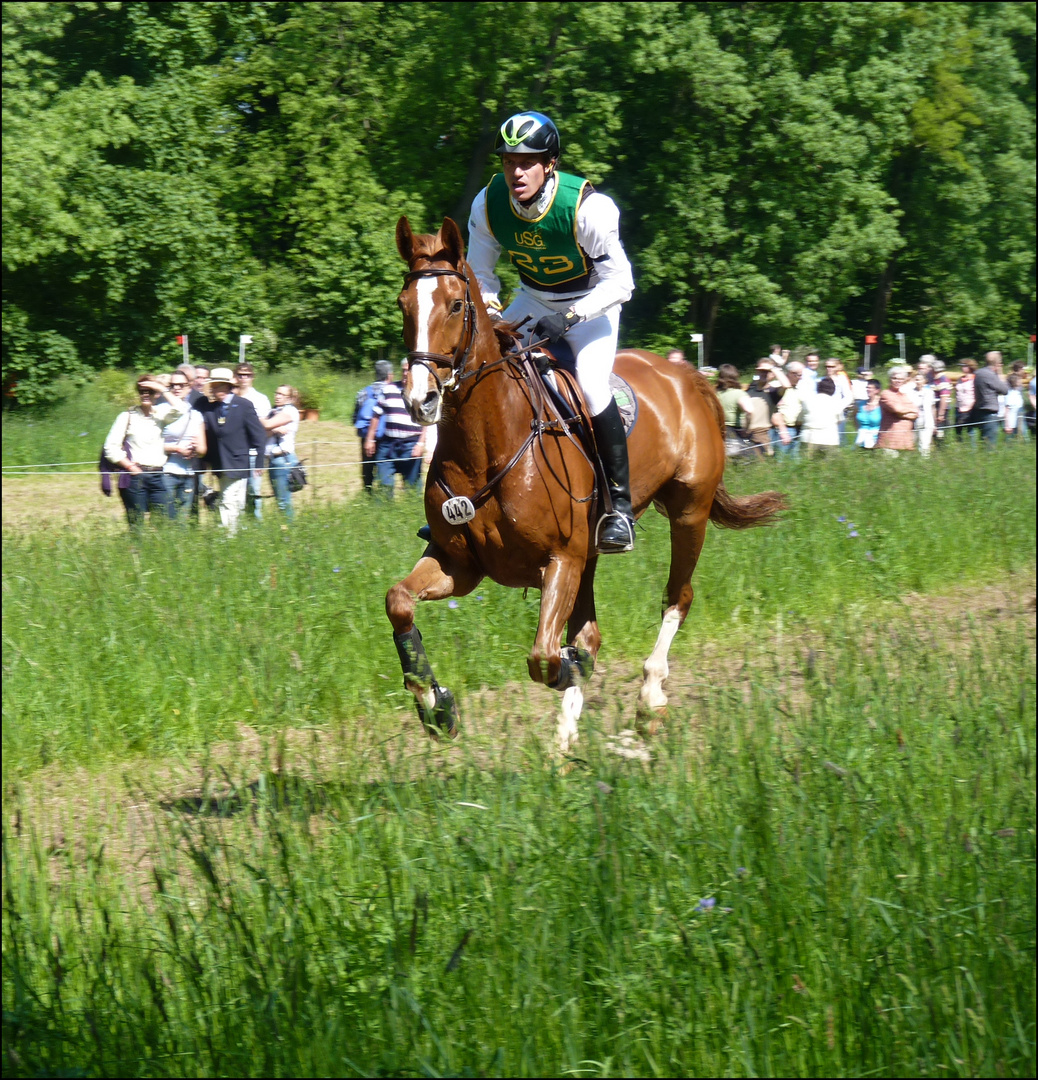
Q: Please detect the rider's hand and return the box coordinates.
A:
[533,310,580,343]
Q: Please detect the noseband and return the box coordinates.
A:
[403,267,478,393]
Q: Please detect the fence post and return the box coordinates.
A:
[311,437,317,501]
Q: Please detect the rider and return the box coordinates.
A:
[467,111,637,554]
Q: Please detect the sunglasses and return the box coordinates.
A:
[170,382,188,389]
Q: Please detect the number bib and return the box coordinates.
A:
[484,172,593,292]
[442,496,476,525]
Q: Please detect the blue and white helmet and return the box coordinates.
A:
[495,112,561,160]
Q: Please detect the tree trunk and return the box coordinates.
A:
[450,14,567,235]
[868,256,898,353]
[450,104,496,234]
[703,291,721,365]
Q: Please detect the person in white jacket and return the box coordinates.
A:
[467,111,636,554]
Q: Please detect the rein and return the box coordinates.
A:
[403,262,600,512]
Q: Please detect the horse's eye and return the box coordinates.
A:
[450,299,464,315]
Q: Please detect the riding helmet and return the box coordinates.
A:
[495,111,561,160]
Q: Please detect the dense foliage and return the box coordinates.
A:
[3,1,1035,402]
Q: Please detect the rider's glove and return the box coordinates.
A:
[534,309,581,343]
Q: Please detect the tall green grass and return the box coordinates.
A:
[2,441,1034,775]
[3,609,1034,1077]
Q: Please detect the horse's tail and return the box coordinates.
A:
[709,482,786,530]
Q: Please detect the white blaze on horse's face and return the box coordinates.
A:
[402,274,447,426]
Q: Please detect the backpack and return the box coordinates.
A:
[353,382,388,438]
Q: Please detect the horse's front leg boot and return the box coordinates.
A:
[549,646,594,691]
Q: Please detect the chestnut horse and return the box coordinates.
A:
[386,216,784,752]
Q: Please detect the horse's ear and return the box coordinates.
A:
[440,217,465,266]
[396,216,416,263]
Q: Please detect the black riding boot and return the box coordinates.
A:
[590,399,635,554]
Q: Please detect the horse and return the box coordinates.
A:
[385,216,785,753]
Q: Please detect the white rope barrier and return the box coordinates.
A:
[2,419,1029,477]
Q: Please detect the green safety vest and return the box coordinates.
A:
[484,171,593,293]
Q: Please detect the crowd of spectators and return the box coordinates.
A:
[103,363,302,530]
[711,346,1034,461]
[101,344,1033,529]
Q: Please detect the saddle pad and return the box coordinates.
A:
[609,372,638,438]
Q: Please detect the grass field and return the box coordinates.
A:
[2,434,1035,1076]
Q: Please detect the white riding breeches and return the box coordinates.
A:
[503,289,621,416]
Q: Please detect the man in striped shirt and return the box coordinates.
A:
[363,360,426,494]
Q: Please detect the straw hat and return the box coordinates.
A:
[204,367,236,390]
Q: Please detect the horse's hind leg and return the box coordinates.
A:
[639,508,709,719]
[386,549,482,738]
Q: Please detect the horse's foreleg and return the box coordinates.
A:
[386,550,481,738]
[639,515,708,718]
[527,557,584,753]
[551,558,602,752]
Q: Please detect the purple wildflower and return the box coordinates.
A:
[332,567,341,573]
[837,516,847,523]
[695,897,717,912]
[865,551,874,561]
[848,530,859,538]
[448,600,459,609]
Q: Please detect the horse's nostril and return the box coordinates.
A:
[424,391,438,410]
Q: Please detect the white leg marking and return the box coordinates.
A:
[420,687,436,714]
[556,686,583,754]
[640,608,682,711]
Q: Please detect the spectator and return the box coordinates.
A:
[197,368,267,534]
[780,348,791,366]
[973,351,1009,449]
[855,379,882,448]
[766,344,784,367]
[924,358,952,444]
[192,365,210,400]
[176,364,202,408]
[878,367,918,455]
[800,353,820,395]
[772,362,804,457]
[1027,370,1037,437]
[743,362,776,459]
[354,359,393,492]
[261,384,302,520]
[665,348,688,365]
[851,367,869,411]
[715,364,753,455]
[364,364,426,493]
[161,371,207,518]
[103,374,186,527]
[825,359,855,444]
[910,369,937,458]
[234,363,271,519]
[1003,375,1024,441]
[954,360,976,439]
[801,375,841,456]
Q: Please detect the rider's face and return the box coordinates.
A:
[502,154,551,202]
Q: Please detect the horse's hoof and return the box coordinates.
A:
[414,685,459,740]
[635,708,666,738]
[433,686,459,739]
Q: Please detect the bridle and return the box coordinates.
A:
[402,267,478,393]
